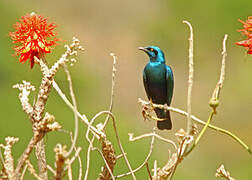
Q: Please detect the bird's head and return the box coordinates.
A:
[138,46,165,63]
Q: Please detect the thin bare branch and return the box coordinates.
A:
[69,132,83,180]
[145,162,153,180]
[115,131,155,179]
[183,20,194,135]
[139,98,251,154]
[169,137,188,179]
[186,34,229,155]
[63,64,79,158]
[65,147,81,168]
[103,53,117,127]
[67,164,73,180]
[128,131,177,150]
[84,141,93,180]
[20,164,27,180]
[47,165,56,176]
[209,34,228,113]
[26,160,42,180]
[52,80,104,138]
[103,111,137,180]
[94,148,116,180]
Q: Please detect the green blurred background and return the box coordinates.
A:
[0,0,251,179]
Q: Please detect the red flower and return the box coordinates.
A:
[9,12,59,68]
[236,16,252,54]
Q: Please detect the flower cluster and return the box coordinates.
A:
[9,12,59,68]
[236,16,252,54]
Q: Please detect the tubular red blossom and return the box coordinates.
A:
[9,12,59,68]
[236,16,252,55]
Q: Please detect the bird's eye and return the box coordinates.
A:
[150,48,154,52]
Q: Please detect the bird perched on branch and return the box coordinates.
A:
[139,46,174,130]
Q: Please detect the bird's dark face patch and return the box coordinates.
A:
[147,47,158,57]
[139,46,165,63]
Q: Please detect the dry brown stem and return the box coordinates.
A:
[53,144,67,180]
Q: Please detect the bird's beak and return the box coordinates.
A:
[138,47,148,53]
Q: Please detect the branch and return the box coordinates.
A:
[0,137,19,179]
[115,129,156,179]
[183,20,194,135]
[26,160,42,180]
[52,80,104,138]
[139,98,251,154]
[63,64,79,158]
[103,53,117,127]
[185,34,229,155]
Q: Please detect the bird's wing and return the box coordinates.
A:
[143,68,151,100]
[165,65,174,105]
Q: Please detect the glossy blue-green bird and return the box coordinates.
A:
[139,46,174,130]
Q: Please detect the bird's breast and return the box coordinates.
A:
[145,63,166,83]
[144,63,167,104]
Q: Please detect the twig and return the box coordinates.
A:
[115,131,155,179]
[106,111,137,180]
[145,162,153,180]
[139,98,251,154]
[169,137,187,179]
[63,65,79,158]
[84,141,93,180]
[84,110,105,180]
[77,149,82,180]
[65,147,81,168]
[185,34,229,156]
[20,164,27,180]
[153,160,157,179]
[128,131,177,150]
[183,20,194,135]
[47,165,56,176]
[26,160,42,180]
[67,163,73,180]
[184,111,214,156]
[85,53,118,180]
[209,34,228,113]
[70,133,82,180]
[94,148,116,180]
[52,80,104,138]
[103,53,117,127]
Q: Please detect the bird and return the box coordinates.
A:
[139,46,174,130]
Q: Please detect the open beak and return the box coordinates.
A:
[138,47,148,53]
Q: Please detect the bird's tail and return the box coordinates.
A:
[154,108,172,130]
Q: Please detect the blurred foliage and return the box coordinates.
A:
[0,0,251,179]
